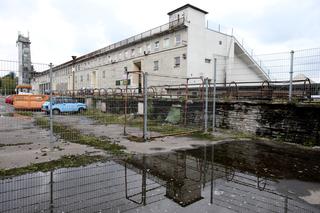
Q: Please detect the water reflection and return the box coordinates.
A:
[1,140,320,212]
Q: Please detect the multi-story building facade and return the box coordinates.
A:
[32,4,268,94]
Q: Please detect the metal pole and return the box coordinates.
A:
[49,63,54,145]
[142,155,147,205]
[210,144,214,204]
[124,72,129,136]
[289,50,294,102]
[204,78,209,132]
[212,58,217,133]
[143,72,148,141]
[184,78,189,126]
[71,56,77,97]
[50,170,54,213]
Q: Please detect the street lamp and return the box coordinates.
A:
[71,56,77,96]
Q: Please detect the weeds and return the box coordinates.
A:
[35,117,125,154]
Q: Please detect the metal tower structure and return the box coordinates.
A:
[16,32,32,84]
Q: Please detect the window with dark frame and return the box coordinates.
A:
[175,34,181,46]
[174,56,180,68]
[154,41,160,51]
[153,61,159,71]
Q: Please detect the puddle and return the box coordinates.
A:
[1,140,320,212]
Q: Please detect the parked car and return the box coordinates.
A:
[5,95,14,104]
[42,96,87,115]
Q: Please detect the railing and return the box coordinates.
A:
[82,18,185,61]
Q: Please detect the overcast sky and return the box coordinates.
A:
[0,0,319,65]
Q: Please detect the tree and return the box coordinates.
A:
[0,72,17,95]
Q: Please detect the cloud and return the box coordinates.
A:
[0,0,319,65]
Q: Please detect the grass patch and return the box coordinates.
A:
[84,110,197,136]
[15,111,33,117]
[0,142,32,147]
[83,110,126,125]
[189,131,220,140]
[0,155,105,178]
[35,117,125,154]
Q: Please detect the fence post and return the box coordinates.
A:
[289,50,294,102]
[143,72,148,141]
[49,63,54,146]
[204,78,209,132]
[212,58,217,133]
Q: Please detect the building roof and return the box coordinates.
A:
[167,4,208,15]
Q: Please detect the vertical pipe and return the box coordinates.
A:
[49,63,54,145]
[289,50,294,102]
[143,72,148,141]
[212,58,217,133]
[204,78,209,132]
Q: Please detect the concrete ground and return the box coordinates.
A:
[51,114,230,154]
[0,97,104,169]
[0,96,236,170]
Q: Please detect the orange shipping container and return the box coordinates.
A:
[13,95,49,110]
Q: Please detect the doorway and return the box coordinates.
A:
[133,61,142,93]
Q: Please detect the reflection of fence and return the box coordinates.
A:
[0,160,166,213]
[1,143,319,212]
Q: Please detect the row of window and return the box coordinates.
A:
[73,56,182,83]
[73,34,182,72]
[53,34,183,77]
[153,56,181,71]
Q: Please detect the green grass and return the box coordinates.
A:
[84,109,198,136]
[35,117,125,154]
[0,155,105,178]
[15,111,33,117]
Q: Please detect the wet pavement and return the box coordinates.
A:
[1,140,320,213]
[0,97,105,169]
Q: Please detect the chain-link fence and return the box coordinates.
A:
[0,48,319,143]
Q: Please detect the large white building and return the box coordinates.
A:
[32,4,268,94]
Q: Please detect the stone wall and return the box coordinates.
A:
[86,97,320,146]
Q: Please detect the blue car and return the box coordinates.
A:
[42,97,87,115]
